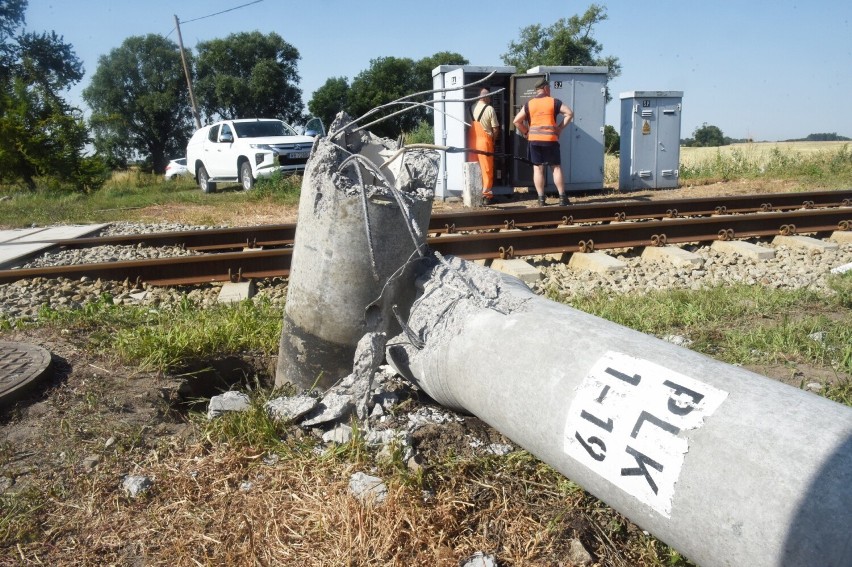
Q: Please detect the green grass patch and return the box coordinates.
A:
[566,276,852,401]
[35,293,282,372]
[196,387,297,451]
[0,487,47,547]
[0,170,303,227]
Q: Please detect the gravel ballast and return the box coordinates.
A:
[1,223,850,322]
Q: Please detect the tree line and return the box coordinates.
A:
[681,124,850,147]
[1,2,619,191]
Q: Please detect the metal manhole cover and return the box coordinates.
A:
[0,341,53,406]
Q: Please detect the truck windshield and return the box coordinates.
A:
[233,120,297,138]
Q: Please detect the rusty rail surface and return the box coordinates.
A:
[0,206,849,286]
[14,189,852,253]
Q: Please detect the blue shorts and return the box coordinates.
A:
[528,142,561,166]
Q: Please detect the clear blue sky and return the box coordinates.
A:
[26,0,852,142]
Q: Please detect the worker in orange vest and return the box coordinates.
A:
[512,79,573,206]
[467,87,500,205]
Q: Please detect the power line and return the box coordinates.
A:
[166,1,266,40]
[180,0,265,25]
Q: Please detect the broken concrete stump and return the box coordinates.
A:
[276,114,437,391]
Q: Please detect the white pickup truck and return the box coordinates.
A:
[186,118,315,192]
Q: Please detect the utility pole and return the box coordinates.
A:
[174,15,202,130]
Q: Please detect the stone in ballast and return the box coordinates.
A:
[568,251,626,273]
[641,245,704,268]
[711,239,776,260]
[490,258,540,284]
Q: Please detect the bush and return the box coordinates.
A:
[404,121,434,145]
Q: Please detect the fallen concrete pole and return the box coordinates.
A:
[387,256,852,567]
[276,114,437,390]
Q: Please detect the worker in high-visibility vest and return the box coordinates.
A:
[513,79,573,207]
[467,87,500,205]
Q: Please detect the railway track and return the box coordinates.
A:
[1,190,850,286]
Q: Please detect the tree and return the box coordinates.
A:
[308,76,350,134]
[502,4,621,100]
[194,31,303,124]
[604,124,619,154]
[412,51,468,93]
[692,123,727,147]
[346,56,421,138]
[84,34,192,173]
[0,0,101,190]
[337,51,468,139]
[803,132,851,142]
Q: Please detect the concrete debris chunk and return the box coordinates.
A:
[348,471,387,505]
[322,424,353,444]
[265,394,319,423]
[485,443,513,456]
[461,551,498,567]
[364,428,407,447]
[406,406,464,431]
[567,538,593,565]
[300,332,388,427]
[207,391,251,420]
[662,334,693,347]
[300,391,354,427]
[122,475,153,497]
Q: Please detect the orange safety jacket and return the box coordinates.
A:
[526,96,561,142]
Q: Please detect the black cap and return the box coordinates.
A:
[534,78,549,90]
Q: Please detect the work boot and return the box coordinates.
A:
[537,195,547,207]
[559,194,570,206]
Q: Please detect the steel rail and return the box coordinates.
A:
[0,249,292,287]
[0,207,848,286]
[19,190,852,253]
[431,206,852,259]
[430,189,852,233]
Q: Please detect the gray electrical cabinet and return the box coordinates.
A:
[619,91,683,190]
[519,66,608,192]
[431,65,607,200]
[431,65,516,200]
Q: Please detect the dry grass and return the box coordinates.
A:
[10,432,664,566]
[679,141,850,166]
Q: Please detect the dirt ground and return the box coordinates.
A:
[0,178,845,565]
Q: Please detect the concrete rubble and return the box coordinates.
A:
[348,471,387,505]
[207,390,251,420]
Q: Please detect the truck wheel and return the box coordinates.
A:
[240,161,255,190]
[197,165,216,193]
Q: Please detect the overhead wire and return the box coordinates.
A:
[166,0,266,36]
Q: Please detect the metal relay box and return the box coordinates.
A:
[431,65,607,200]
[619,91,683,190]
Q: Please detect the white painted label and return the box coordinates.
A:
[564,351,728,517]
